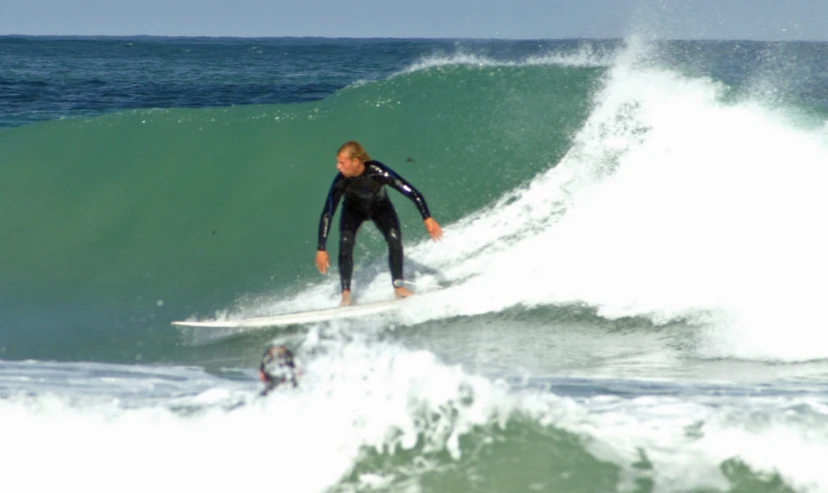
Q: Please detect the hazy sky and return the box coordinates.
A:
[2,0,826,40]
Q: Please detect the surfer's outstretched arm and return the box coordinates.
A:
[316,174,346,274]
[370,161,443,241]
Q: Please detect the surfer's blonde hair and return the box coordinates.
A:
[338,141,371,162]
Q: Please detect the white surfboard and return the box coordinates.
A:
[171,298,402,329]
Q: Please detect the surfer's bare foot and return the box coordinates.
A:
[394,287,413,299]
[340,290,352,306]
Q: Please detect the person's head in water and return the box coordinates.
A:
[337,141,370,178]
[259,344,298,395]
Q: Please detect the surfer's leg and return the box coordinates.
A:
[373,200,411,298]
[339,205,366,303]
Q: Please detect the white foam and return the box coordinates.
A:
[3,347,828,492]
[0,345,510,493]
[394,40,828,363]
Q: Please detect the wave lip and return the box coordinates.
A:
[397,42,615,75]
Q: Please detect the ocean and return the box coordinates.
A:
[2,35,828,492]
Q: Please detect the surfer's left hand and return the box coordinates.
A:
[424,217,443,242]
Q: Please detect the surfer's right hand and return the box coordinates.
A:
[316,250,330,274]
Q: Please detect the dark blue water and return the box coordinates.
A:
[0,36,606,128]
[11,36,828,130]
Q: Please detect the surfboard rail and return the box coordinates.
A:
[171,298,402,329]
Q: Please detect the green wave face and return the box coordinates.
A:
[336,413,796,493]
[0,64,600,361]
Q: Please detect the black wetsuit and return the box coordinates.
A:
[317,160,432,291]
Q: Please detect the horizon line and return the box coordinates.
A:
[1,33,826,43]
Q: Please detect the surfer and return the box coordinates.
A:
[259,344,298,395]
[316,141,443,306]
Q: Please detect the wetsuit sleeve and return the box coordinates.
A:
[317,174,346,250]
[371,161,432,220]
